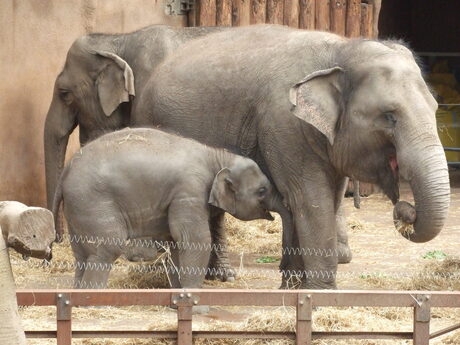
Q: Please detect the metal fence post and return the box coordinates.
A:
[173,291,198,345]
[296,293,312,345]
[413,294,431,345]
[56,293,72,345]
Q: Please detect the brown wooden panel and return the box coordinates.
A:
[284,0,300,28]
[330,0,346,36]
[299,0,315,30]
[267,0,284,24]
[346,0,360,37]
[217,0,233,26]
[232,0,251,26]
[198,0,217,26]
[360,3,373,38]
[250,0,267,24]
[315,0,330,31]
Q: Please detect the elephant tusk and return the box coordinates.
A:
[353,180,361,209]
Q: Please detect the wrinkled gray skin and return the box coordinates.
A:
[53,128,289,289]
[133,25,450,289]
[44,25,240,281]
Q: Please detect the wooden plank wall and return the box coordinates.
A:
[189,0,375,38]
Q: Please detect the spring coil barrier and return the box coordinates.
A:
[11,233,460,290]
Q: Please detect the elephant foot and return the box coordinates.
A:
[206,252,236,282]
[337,241,353,264]
[279,270,304,289]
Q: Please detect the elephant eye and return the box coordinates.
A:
[384,112,397,125]
[257,187,267,198]
[59,89,73,104]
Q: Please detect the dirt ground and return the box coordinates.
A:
[11,171,460,344]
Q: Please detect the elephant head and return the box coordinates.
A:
[44,36,135,209]
[209,157,275,221]
[290,39,450,243]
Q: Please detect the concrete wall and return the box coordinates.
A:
[0,0,185,206]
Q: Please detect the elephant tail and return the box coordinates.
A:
[52,167,67,243]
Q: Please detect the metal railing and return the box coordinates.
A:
[17,289,460,345]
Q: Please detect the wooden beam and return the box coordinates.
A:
[330,0,346,36]
[250,0,267,24]
[346,0,360,37]
[315,0,330,31]
[360,3,373,38]
[299,0,315,30]
[198,0,217,26]
[284,0,300,28]
[232,0,251,26]
[267,0,284,24]
[217,0,233,26]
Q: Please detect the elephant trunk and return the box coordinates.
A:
[396,130,450,243]
[44,93,77,210]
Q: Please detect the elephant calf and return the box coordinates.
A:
[53,128,285,289]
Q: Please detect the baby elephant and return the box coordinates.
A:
[54,128,283,289]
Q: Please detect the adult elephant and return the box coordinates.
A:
[133,25,450,289]
[43,25,239,281]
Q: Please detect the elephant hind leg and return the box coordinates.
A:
[206,211,236,282]
[79,253,117,289]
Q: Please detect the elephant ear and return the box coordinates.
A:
[289,66,344,145]
[208,168,236,215]
[94,51,135,117]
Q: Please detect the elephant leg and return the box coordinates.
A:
[279,228,305,289]
[169,246,182,288]
[73,254,86,288]
[168,201,212,288]
[335,177,352,264]
[80,254,116,289]
[206,211,236,282]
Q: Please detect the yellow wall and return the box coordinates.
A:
[0,0,185,206]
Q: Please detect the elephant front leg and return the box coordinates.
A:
[336,177,353,264]
[168,201,212,288]
[293,200,338,289]
[206,211,236,282]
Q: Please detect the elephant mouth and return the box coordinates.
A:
[377,147,400,204]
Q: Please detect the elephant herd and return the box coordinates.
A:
[44,24,450,290]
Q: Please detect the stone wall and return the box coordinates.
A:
[0,0,184,206]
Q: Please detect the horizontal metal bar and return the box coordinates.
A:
[444,147,460,152]
[313,331,413,339]
[24,330,414,340]
[430,323,460,339]
[16,289,460,308]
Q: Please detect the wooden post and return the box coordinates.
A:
[187,1,197,26]
[217,0,233,25]
[198,0,217,26]
[0,235,27,345]
[296,293,312,345]
[0,201,55,260]
[56,293,72,345]
[346,0,361,37]
[250,0,267,24]
[330,0,346,36]
[360,3,373,38]
[284,0,300,28]
[232,0,251,26]
[315,0,330,31]
[299,0,315,30]
[413,295,431,345]
[267,0,284,24]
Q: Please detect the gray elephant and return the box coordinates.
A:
[44,24,240,281]
[53,128,289,289]
[132,25,450,289]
